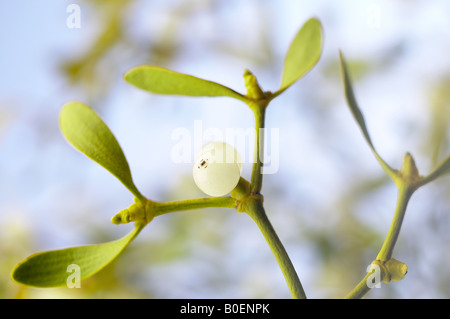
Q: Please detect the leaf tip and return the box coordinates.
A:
[10,261,23,285]
[9,254,46,288]
[279,16,324,91]
[123,66,139,83]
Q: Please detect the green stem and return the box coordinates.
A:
[376,185,413,262]
[245,197,307,299]
[345,272,373,299]
[154,197,236,216]
[345,184,414,298]
[250,103,267,194]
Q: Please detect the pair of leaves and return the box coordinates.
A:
[12,224,143,287]
[12,102,146,287]
[125,18,323,101]
[339,51,450,187]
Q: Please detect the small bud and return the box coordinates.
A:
[244,69,265,99]
[385,258,408,281]
[111,209,130,225]
[400,152,420,185]
[111,199,154,225]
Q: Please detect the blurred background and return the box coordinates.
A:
[1,0,449,299]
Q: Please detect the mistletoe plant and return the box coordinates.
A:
[11,17,450,299]
[339,52,450,298]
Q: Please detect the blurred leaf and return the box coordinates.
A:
[60,101,143,200]
[11,225,143,288]
[125,66,248,102]
[425,78,450,165]
[419,155,450,186]
[61,1,133,100]
[322,58,373,82]
[278,18,323,93]
[339,51,398,181]
[62,15,121,80]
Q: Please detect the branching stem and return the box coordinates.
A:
[154,197,237,216]
[346,183,414,298]
[244,197,307,299]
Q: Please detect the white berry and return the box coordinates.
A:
[193,142,243,196]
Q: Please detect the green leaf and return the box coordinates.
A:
[60,102,143,200]
[278,17,323,92]
[11,225,143,287]
[125,66,249,102]
[419,155,450,186]
[339,51,398,181]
